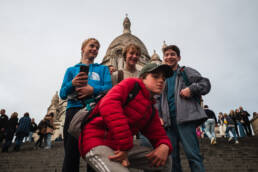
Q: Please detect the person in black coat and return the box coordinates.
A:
[34,119,47,148]
[29,118,38,142]
[239,106,252,136]
[204,105,217,144]
[0,109,9,144]
[2,112,18,152]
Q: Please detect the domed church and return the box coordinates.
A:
[101,15,161,70]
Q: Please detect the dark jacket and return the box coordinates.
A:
[30,122,38,132]
[38,120,47,135]
[204,109,217,124]
[0,114,9,130]
[5,117,18,139]
[240,110,250,124]
[225,116,235,127]
[16,116,31,135]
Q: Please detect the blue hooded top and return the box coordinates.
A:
[59,63,112,109]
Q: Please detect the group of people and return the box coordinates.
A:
[198,105,253,145]
[0,109,55,152]
[60,37,210,172]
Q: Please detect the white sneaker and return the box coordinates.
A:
[235,140,239,144]
[211,137,216,144]
[228,137,233,142]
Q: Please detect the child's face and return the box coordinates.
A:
[143,73,165,95]
[82,40,100,60]
[163,49,180,70]
[125,48,140,67]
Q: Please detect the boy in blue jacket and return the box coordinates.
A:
[60,38,112,172]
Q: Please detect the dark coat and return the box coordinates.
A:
[0,114,9,130]
[5,117,18,140]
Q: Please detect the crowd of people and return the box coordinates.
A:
[198,105,254,145]
[0,109,56,152]
[1,37,256,172]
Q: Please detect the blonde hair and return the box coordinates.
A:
[11,112,18,118]
[81,38,100,57]
[122,44,141,61]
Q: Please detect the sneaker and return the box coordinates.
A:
[235,140,239,144]
[44,147,51,150]
[228,137,233,142]
[211,137,216,144]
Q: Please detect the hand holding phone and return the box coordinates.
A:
[80,65,89,74]
[72,65,89,87]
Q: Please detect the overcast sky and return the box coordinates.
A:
[0,0,257,123]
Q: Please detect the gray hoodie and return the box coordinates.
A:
[159,66,211,127]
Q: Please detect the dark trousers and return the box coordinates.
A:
[2,132,14,152]
[62,107,81,172]
[0,131,5,144]
[35,134,45,147]
[242,123,252,136]
[14,131,27,151]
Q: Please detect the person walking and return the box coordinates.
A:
[2,112,18,152]
[28,118,37,142]
[0,109,9,145]
[34,119,47,149]
[218,112,226,137]
[224,113,239,144]
[239,106,252,136]
[44,113,54,149]
[13,112,31,151]
[204,105,217,144]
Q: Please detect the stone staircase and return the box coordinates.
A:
[0,136,258,172]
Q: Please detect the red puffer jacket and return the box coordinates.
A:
[79,78,172,157]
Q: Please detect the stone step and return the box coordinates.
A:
[0,136,258,172]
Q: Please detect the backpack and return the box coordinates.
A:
[117,70,124,83]
[69,82,155,139]
[179,66,202,104]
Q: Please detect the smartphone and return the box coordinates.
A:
[80,65,89,74]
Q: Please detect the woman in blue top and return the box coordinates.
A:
[60,38,112,172]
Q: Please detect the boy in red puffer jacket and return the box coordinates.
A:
[79,63,173,172]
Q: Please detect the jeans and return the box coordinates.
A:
[45,133,52,148]
[28,132,33,142]
[204,119,216,140]
[14,131,27,151]
[225,126,238,141]
[236,122,246,137]
[166,117,205,172]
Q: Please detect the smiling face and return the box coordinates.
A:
[142,72,166,95]
[163,49,180,70]
[125,47,140,68]
[81,40,100,63]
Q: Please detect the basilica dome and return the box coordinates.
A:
[102,16,150,70]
